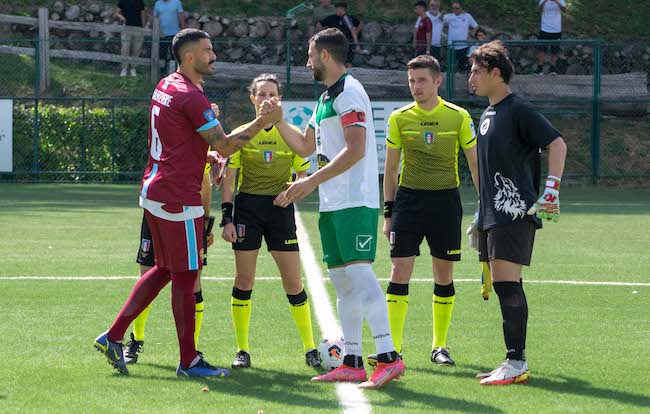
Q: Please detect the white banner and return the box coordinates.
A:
[283,101,410,174]
[0,99,12,172]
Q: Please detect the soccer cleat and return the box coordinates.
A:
[177,354,230,378]
[431,347,455,366]
[358,359,406,389]
[365,352,402,368]
[130,68,137,77]
[311,364,367,383]
[124,333,144,364]
[479,360,530,386]
[231,350,251,369]
[305,349,321,368]
[93,331,128,374]
[120,68,127,77]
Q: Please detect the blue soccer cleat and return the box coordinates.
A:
[94,331,129,374]
[177,354,230,378]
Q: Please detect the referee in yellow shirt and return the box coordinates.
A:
[220,73,319,369]
[372,55,479,367]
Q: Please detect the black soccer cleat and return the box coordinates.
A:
[366,352,402,368]
[124,333,144,364]
[431,347,455,366]
[305,348,321,368]
[231,350,251,368]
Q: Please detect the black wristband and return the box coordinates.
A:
[220,203,233,227]
[384,201,395,218]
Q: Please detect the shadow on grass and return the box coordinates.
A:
[435,364,650,410]
[139,363,339,410]
[373,381,505,413]
[141,363,505,412]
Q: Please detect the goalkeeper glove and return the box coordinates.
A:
[480,262,492,300]
[466,203,479,250]
[527,175,561,223]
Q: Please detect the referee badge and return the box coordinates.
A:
[263,151,273,162]
[424,132,434,144]
[141,238,151,253]
[237,224,246,238]
[389,232,396,249]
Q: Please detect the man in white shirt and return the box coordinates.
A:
[441,1,478,72]
[414,0,444,61]
[537,0,567,75]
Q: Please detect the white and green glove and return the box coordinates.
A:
[466,203,480,250]
[527,175,561,222]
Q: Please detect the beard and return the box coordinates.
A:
[312,65,324,81]
[196,60,216,75]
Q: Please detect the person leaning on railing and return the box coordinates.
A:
[115,0,146,77]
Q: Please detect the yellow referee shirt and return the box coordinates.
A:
[387,99,476,190]
[228,123,310,196]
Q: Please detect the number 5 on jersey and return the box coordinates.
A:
[150,105,162,161]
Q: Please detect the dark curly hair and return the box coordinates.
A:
[470,40,515,84]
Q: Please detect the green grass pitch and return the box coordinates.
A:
[0,184,648,413]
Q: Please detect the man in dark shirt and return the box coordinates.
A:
[116,0,146,77]
[467,40,567,386]
[413,1,432,57]
[319,2,365,66]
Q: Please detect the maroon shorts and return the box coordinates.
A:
[144,209,204,273]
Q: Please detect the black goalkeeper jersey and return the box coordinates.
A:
[477,94,560,231]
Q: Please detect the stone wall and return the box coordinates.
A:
[3,0,650,75]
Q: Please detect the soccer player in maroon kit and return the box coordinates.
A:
[94,28,282,377]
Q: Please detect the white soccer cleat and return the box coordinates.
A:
[120,68,127,77]
[130,68,137,77]
[479,359,530,386]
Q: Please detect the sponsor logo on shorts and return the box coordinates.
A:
[141,238,151,253]
[263,150,273,162]
[389,231,396,249]
[446,249,462,255]
[356,235,373,252]
[237,224,246,243]
[284,239,298,244]
[424,131,435,144]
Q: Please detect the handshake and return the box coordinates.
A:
[259,97,284,126]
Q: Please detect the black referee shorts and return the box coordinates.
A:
[136,212,155,267]
[233,192,299,252]
[390,187,462,261]
[478,221,537,266]
[537,30,562,54]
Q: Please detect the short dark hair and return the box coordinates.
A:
[334,2,347,8]
[471,40,515,84]
[474,27,487,37]
[415,1,427,7]
[171,28,211,64]
[248,73,283,96]
[310,28,348,64]
[406,54,441,77]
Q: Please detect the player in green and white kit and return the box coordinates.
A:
[276,28,406,389]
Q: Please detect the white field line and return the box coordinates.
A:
[1,276,649,287]
[294,208,371,414]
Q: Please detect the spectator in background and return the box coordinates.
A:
[310,0,336,36]
[319,2,367,67]
[154,0,187,74]
[537,0,566,75]
[116,0,146,77]
[413,1,432,57]
[441,1,478,72]
[467,27,487,96]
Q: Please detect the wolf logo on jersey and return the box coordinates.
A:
[493,172,527,220]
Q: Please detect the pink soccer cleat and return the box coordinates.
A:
[311,364,367,383]
[358,359,405,389]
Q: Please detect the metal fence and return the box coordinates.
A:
[0,36,648,183]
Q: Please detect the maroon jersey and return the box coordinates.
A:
[415,16,432,50]
[140,72,219,207]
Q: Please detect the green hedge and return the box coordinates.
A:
[12,101,149,181]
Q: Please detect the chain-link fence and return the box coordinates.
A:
[0,35,648,183]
